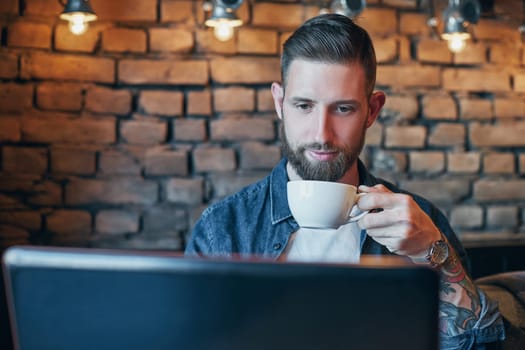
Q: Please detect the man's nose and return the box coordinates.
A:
[314,109,334,143]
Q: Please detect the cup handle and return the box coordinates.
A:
[347,192,368,223]
[347,209,369,223]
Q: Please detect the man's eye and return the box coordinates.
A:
[295,103,312,111]
[337,105,355,114]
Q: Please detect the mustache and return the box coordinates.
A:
[299,143,343,153]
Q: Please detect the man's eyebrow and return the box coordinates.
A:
[289,96,314,103]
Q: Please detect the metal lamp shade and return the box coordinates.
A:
[60,0,97,22]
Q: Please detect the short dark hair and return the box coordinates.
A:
[281,14,377,97]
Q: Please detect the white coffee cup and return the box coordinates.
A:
[287,180,368,229]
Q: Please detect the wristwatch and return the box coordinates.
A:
[425,239,449,268]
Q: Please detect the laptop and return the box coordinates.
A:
[2,245,439,350]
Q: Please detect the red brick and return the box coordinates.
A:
[120,118,167,145]
[398,36,411,63]
[28,180,62,206]
[442,68,511,92]
[399,12,431,36]
[0,52,18,79]
[54,24,100,53]
[0,83,33,113]
[47,210,92,236]
[150,28,193,53]
[214,87,255,112]
[447,152,480,174]
[470,122,525,147]
[377,65,440,88]
[373,36,398,63]
[385,126,426,148]
[365,123,383,146]
[22,52,115,83]
[257,89,274,112]
[238,28,278,55]
[210,57,280,84]
[187,90,212,116]
[211,117,275,141]
[450,206,483,229]
[2,146,48,174]
[161,0,195,24]
[0,117,21,142]
[383,0,416,8]
[85,86,132,115]
[475,19,521,42]
[409,151,445,174]
[96,210,139,234]
[209,172,267,199]
[102,28,147,53]
[422,94,457,120]
[453,42,487,65]
[99,149,142,175]
[142,205,188,233]
[474,180,525,202]
[356,8,397,35]
[240,142,281,170]
[22,116,116,144]
[400,179,469,205]
[65,178,158,205]
[119,59,208,85]
[144,147,188,176]
[51,147,96,175]
[459,98,492,120]
[494,98,525,119]
[90,0,157,21]
[487,206,518,229]
[36,82,83,111]
[489,42,521,65]
[23,0,60,16]
[383,95,418,121]
[417,39,452,64]
[139,90,183,116]
[193,147,236,172]
[428,123,465,147]
[0,0,18,14]
[173,119,207,142]
[252,3,303,28]
[166,178,203,205]
[0,211,41,232]
[483,152,515,174]
[195,29,237,55]
[7,21,51,49]
[515,73,525,93]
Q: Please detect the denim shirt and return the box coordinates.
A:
[186,158,505,349]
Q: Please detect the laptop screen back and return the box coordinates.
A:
[3,246,439,350]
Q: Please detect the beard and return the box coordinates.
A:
[280,121,365,182]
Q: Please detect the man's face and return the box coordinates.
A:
[272,59,384,182]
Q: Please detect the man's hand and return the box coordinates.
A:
[356,184,442,260]
[357,184,483,337]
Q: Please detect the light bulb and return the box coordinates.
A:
[447,36,467,53]
[67,13,89,35]
[214,22,234,41]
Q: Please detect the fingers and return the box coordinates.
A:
[358,184,391,194]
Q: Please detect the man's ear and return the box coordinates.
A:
[271,82,284,120]
[366,91,386,128]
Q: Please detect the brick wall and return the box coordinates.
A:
[1,0,524,251]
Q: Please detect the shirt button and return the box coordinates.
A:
[273,243,282,250]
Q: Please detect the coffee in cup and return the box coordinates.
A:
[287,180,368,229]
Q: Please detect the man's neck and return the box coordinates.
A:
[285,161,360,187]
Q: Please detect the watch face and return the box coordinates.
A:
[430,240,449,266]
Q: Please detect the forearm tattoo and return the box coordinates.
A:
[437,252,481,336]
